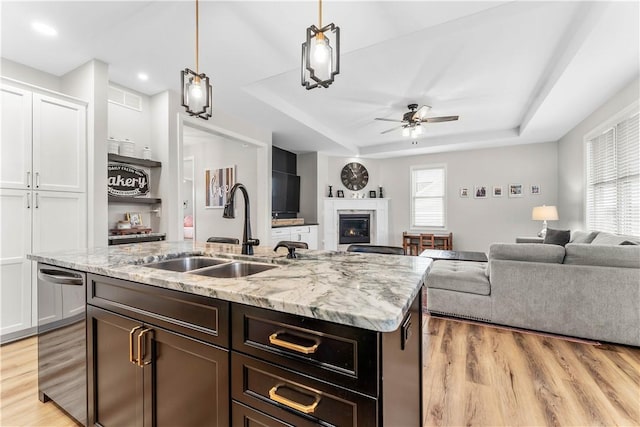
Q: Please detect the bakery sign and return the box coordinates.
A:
[108,163,150,197]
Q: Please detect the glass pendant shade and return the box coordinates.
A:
[402,127,410,137]
[181,68,212,120]
[302,24,340,90]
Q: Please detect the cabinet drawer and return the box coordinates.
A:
[232,401,294,427]
[232,353,377,427]
[232,303,378,396]
[88,274,228,347]
[271,229,290,238]
[290,226,310,234]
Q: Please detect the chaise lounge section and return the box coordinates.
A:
[425,232,640,346]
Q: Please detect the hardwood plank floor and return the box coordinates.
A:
[1,315,639,426]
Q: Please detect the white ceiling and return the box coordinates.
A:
[2,1,638,158]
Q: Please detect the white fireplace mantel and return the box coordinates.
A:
[323,198,390,251]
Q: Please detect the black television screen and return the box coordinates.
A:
[272,171,300,213]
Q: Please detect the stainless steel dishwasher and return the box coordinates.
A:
[37,264,87,426]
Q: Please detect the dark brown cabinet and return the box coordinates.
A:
[87,275,230,427]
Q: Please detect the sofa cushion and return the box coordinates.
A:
[591,232,640,245]
[543,228,571,246]
[426,260,490,296]
[564,243,640,268]
[570,230,599,244]
[487,243,565,277]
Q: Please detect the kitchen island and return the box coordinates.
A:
[30,241,431,427]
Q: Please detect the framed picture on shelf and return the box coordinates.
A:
[369,190,377,198]
[205,165,236,208]
[126,212,142,226]
[459,187,469,198]
[337,190,344,198]
[493,186,503,197]
[531,184,541,195]
[474,185,487,199]
[509,183,523,198]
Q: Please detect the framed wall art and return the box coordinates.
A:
[509,183,523,198]
[205,165,236,208]
[459,187,469,198]
[531,184,541,195]
[474,185,487,199]
[493,186,503,197]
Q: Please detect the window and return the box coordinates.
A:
[586,107,639,236]
[411,165,446,228]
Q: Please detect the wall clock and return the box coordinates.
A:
[341,162,369,191]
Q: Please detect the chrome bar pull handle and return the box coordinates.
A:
[27,193,31,209]
[35,172,40,188]
[129,326,143,365]
[35,193,39,209]
[27,171,31,188]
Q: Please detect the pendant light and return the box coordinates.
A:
[301,0,340,90]
[181,0,212,119]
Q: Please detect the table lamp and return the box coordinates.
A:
[532,205,559,238]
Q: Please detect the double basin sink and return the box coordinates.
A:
[145,256,277,278]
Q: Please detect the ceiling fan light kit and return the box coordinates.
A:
[181,0,213,120]
[301,0,340,90]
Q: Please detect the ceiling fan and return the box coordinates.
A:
[375,104,459,137]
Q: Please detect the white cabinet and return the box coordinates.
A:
[0,85,32,189]
[32,93,86,192]
[0,82,87,342]
[0,189,33,336]
[270,225,318,250]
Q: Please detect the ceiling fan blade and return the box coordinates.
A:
[375,118,404,123]
[380,125,404,135]
[414,105,432,120]
[422,115,459,123]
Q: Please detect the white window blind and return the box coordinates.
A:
[586,111,639,236]
[411,166,445,228]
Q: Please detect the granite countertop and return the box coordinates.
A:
[28,241,431,332]
[108,232,166,240]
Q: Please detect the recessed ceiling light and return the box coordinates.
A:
[31,21,57,37]
[137,73,149,81]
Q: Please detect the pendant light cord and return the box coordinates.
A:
[318,0,322,28]
[195,0,199,74]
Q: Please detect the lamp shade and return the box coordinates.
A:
[532,205,558,221]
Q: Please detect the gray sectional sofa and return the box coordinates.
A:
[425,231,640,346]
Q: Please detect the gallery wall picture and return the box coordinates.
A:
[459,187,469,198]
[474,185,487,199]
[205,166,236,208]
[531,184,541,195]
[509,183,523,198]
[493,186,503,197]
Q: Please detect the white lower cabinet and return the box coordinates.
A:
[270,225,318,250]
[0,190,86,340]
[0,190,33,336]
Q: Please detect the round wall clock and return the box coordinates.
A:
[341,162,369,191]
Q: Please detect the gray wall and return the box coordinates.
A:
[297,152,318,223]
[326,141,559,252]
[557,77,639,231]
[183,134,258,243]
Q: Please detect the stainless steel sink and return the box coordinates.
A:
[189,262,277,278]
[145,256,230,272]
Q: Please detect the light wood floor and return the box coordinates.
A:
[1,315,639,426]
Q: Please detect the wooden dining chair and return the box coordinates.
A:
[402,232,421,255]
[419,233,435,252]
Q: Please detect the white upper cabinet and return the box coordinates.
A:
[0,85,32,189]
[32,93,86,193]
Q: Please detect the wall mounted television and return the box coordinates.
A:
[272,171,300,213]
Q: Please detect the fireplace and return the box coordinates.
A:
[339,214,371,244]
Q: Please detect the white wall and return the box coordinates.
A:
[183,133,259,243]
[1,58,62,92]
[325,142,559,252]
[557,77,639,231]
[107,83,151,156]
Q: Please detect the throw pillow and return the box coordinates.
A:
[570,230,599,244]
[620,240,639,245]
[543,228,571,246]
